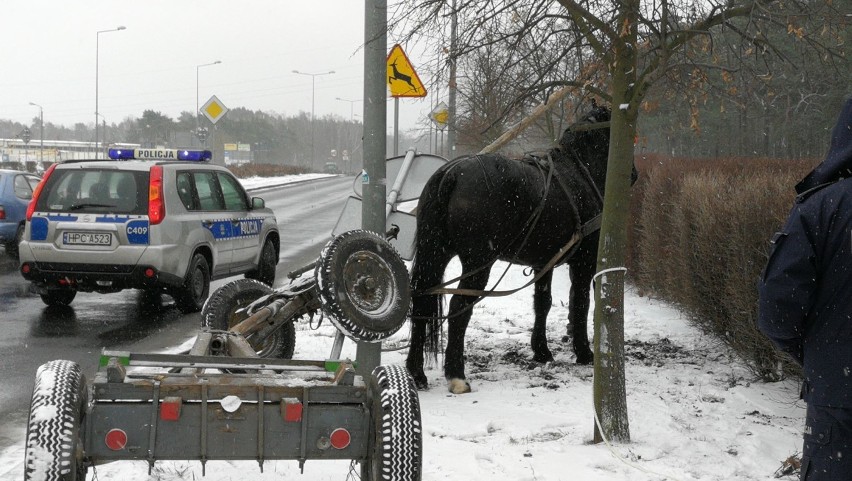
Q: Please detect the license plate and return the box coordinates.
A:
[63,232,112,246]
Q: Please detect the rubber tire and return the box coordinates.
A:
[202,278,295,359]
[367,365,422,481]
[24,360,88,481]
[173,253,210,313]
[39,288,77,307]
[315,230,411,342]
[5,223,23,259]
[245,239,277,287]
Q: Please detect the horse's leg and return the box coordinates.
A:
[444,266,491,394]
[531,269,555,363]
[406,252,454,390]
[407,300,430,389]
[567,260,594,365]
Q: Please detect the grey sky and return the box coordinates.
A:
[2,1,434,135]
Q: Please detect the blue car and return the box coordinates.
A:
[0,169,41,258]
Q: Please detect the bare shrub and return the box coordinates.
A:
[632,156,816,380]
[227,163,309,178]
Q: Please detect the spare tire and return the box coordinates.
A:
[315,230,410,342]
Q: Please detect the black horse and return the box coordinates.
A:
[406,104,629,393]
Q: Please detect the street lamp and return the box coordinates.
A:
[293,69,335,167]
[196,60,222,131]
[95,25,126,159]
[335,97,361,122]
[28,102,43,166]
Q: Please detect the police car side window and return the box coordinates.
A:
[176,172,196,210]
[217,173,249,211]
[193,172,225,211]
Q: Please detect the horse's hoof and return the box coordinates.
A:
[575,351,594,365]
[448,378,471,394]
[533,351,555,363]
[411,374,429,391]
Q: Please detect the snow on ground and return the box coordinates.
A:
[238,173,336,191]
[0,174,806,480]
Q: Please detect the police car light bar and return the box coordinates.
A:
[108,148,212,161]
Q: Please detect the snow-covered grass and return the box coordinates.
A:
[0,174,805,480]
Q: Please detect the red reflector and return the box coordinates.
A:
[144,268,156,278]
[160,396,182,421]
[105,428,128,451]
[330,428,351,450]
[21,264,30,274]
[282,399,303,422]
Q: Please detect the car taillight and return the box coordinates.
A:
[0,205,5,220]
[26,163,57,221]
[148,166,165,225]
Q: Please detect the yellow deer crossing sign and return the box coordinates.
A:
[387,44,427,98]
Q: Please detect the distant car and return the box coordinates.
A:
[18,148,280,311]
[323,161,339,174]
[0,169,41,259]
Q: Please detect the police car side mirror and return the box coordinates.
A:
[251,197,265,210]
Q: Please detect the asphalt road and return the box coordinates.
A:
[0,175,353,451]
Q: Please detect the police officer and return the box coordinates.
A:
[758,96,852,480]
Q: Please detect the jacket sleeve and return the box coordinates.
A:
[757,205,817,366]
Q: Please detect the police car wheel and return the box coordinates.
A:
[40,288,77,307]
[367,365,422,481]
[173,253,210,313]
[24,360,88,481]
[316,230,411,342]
[246,239,277,287]
[202,278,295,359]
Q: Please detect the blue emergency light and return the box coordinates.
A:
[108,148,212,161]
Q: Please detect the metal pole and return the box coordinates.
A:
[95,26,125,159]
[29,102,43,165]
[293,70,335,169]
[358,0,387,381]
[394,97,399,156]
[196,61,222,143]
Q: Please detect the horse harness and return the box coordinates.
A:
[421,143,605,298]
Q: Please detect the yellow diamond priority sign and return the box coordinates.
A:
[201,95,229,124]
[387,44,426,98]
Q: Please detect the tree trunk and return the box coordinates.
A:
[592,0,637,445]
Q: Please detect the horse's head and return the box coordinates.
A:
[557,104,638,188]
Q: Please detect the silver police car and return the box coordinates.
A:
[19,148,279,312]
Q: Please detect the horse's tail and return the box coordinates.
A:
[410,161,459,361]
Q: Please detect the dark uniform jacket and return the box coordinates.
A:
[758,98,852,407]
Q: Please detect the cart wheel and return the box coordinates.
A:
[316,230,410,342]
[202,278,295,358]
[367,365,422,481]
[24,360,88,481]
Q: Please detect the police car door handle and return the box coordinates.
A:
[231,220,240,226]
[202,220,214,227]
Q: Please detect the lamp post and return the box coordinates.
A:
[28,102,43,166]
[196,60,222,135]
[335,97,361,122]
[95,25,126,159]
[293,69,335,168]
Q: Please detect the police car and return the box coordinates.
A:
[18,148,280,312]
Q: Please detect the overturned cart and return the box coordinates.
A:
[24,150,448,481]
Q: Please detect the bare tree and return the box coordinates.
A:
[390,0,847,443]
